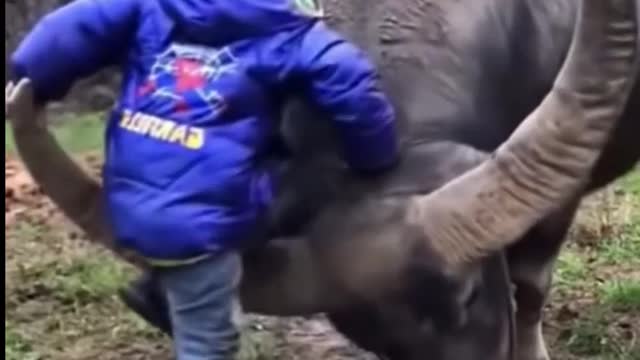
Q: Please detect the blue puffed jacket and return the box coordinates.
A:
[10,0,398,262]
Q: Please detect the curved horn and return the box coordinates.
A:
[407,0,639,266]
[10,125,145,267]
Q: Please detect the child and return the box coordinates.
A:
[10,0,398,358]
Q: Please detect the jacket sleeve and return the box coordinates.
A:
[292,22,399,173]
[9,0,139,104]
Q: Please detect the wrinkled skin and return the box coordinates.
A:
[6,0,640,360]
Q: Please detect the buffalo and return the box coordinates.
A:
[7,0,639,359]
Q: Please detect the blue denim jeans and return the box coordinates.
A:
[154,252,243,360]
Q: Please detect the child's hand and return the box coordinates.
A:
[5,79,46,132]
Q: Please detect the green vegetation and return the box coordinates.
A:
[5,112,105,154]
[551,169,640,360]
[621,170,640,196]
[600,279,640,313]
[49,256,133,305]
[555,250,588,292]
[563,311,631,360]
[6,322,40,360]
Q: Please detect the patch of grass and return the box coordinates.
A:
[120,310,168,340]
[564,316,624,359]
[558,304,637,360]
[572,170,639,245]
[5,322,40,360]
[600,279,640,312]
[5,122,15,151]
[574,169,640,269]
[50,255,133,305]
[597,230,640,266]
[9,221,46,244]
[5,221,166,359]
[5,222,128,307]
[553,172,640,360]
[594,170,640,268]
[565,318,610,356]
[5,112,105,154]
[238,329,280,360]
[620,170,640,196]
[555,250,588,291]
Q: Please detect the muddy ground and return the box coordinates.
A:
[5,151,640,360]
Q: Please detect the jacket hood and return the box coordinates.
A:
[158,0,324,45]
